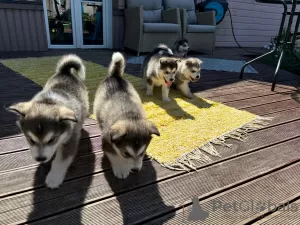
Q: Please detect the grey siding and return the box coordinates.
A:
[0,2,48,52]
[216,0,299,47]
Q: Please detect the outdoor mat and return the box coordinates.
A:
[1,56,269,170]
[127,56,258,74]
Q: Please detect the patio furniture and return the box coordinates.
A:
[124,0,181,55]
[240,0,300,91]
[163,0,217,54]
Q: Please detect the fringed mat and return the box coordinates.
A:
[1,56,271,171]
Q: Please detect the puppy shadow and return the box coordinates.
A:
[140,85,213,121]
[27,129,95,225]
[102,155,175,225]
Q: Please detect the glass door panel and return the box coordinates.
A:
[80,0,104,46]
[45,0,74,45]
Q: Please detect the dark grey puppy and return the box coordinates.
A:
[172,38,190,58]
[94,52,160,179]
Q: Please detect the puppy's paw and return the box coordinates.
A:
[162,97,171,102]
[186,93,194,99]
[45,170,65,189]
[146,91,153,96]
[112,165,131,179]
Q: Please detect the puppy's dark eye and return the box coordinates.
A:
[28,137,36,145]
[124,152,131,158]
[190,70,196,73]
[165,71,170,74]
[47,137,57,144]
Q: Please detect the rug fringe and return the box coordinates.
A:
[161,116,273,171]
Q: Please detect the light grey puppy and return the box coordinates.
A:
[8,54,89,189]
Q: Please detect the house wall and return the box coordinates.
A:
[0,2,48,52]
[216,0,299,48]
[111,0,299,49]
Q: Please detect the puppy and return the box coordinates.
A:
[172,38,190,58]
[94,52,160,179]
[175,58,203,98]
[143,45,180,102]
[7,55,89,189]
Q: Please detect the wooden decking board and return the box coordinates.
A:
[198,80,297,99]
[146,160,300,225]
[227,92,297,109]
[0,124,101,155]
[253,199,300,225]
[1,107,299,196]
[0,159,175,225]
[0,109,299,223]
[28,137,300,225]
[247,99,300,115]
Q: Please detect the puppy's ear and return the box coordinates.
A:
[59,106,77,123]
[185,60,193,67]
[110,121,127,142]
[197,58,203,66]
[146,121,160,136]
[7,102,33,117]
[159,57,168,65]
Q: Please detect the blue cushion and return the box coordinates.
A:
[144,23,180,33]
[144,9,162,22]
[187,25,216,33]
[126,0,162,10]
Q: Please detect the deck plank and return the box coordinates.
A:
[1,114,300,224]
[147,159,300,225]
[27,138,300,225]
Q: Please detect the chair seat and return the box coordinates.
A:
[187,25,216,33]
[144,23,180,33]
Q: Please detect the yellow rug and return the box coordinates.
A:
[1,56,270,170]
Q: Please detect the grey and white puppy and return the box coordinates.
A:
[175,58,203,98]
[143,44,180,102]
[172,38,190,58]
[8,55,89,189]
[94,52,160,179]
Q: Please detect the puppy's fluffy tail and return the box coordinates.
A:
[108,52,125,77]
[56,54,86,80]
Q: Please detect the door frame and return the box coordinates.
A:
[43,0,112,49]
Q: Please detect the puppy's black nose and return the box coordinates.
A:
[170,78,174,82]
[131,168,139,173]
[196,75,200,79]
[36,156,46,162]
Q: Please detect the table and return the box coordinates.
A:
[240,0,300,91]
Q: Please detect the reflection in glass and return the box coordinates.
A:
[45,0,73,45]
[81,1,104,45]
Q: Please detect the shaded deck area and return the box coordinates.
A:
[0,48,300,225]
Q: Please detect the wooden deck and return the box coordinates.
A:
[0,48,300,225]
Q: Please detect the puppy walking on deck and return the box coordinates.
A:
[143,44,180,102]
[94,52,160,179]
[8,55,89,189]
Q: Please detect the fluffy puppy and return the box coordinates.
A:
[175,58,203,98]
[143,45,180,102]
[7,55,89,189]
[172,38,190,58]
[94,52,160,179]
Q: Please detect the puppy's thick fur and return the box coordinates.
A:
[172,38,190,58]
[175,58,203,98]
[8,55,89,189]
[143,44,180,102]
[94,52,160,179]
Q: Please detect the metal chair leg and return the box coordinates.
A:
[240,49,276,79]
[271,50,285,91]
